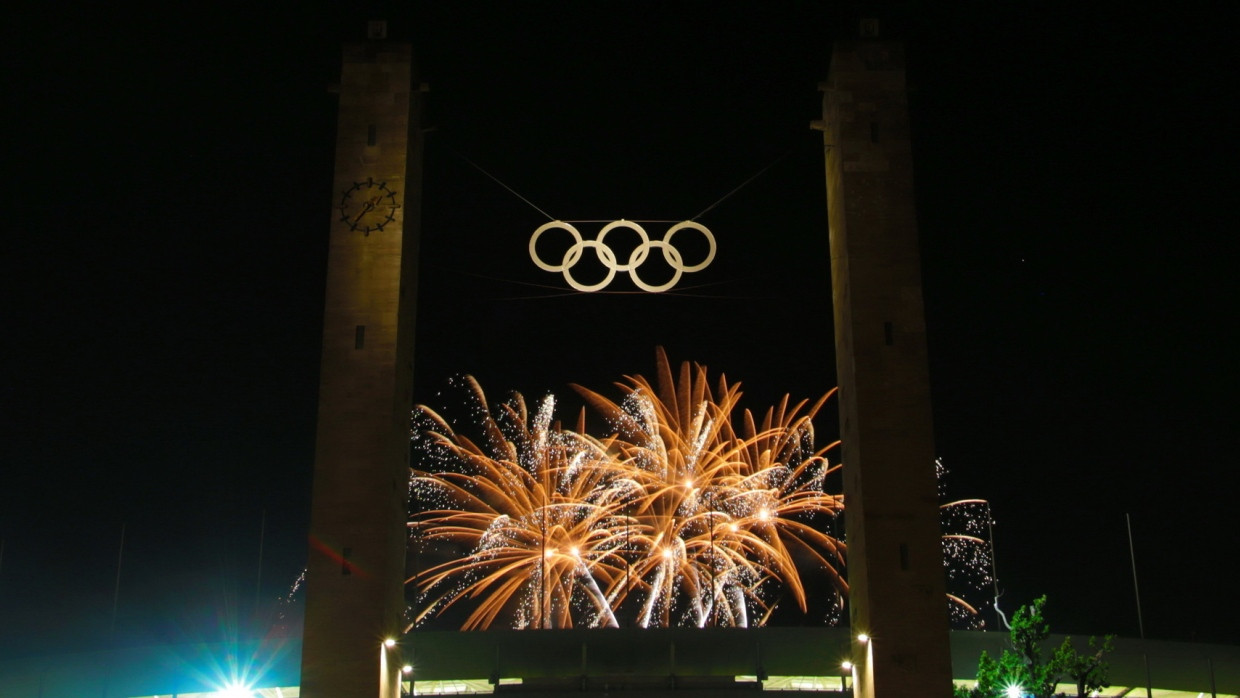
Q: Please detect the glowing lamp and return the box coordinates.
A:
[402,664,413,674]
[856,633,869,644]
[384,638,397,648]
[1005,684,1024,698]
[217,682,255,698]
[841,660,853,671]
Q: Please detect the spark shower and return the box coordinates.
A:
[407,350,991,631]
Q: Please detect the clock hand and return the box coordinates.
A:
[352,201,376,225]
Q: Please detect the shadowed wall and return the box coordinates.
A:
[301,36,424,698]
[819,38,954,697]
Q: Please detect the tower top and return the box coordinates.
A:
[837,1,917,39]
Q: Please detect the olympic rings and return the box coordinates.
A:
[529,220,716,293]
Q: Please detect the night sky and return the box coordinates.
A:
[3,1,1235,660]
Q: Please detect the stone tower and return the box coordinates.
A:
[818,37,954,697]
[300,24,424,698]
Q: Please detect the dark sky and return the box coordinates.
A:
[3,1,1235,659]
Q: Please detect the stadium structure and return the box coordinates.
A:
[1,629,1237,696]
[8,17,1237,698]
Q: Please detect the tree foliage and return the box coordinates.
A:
[1056,634,1116,698]
[954,596,1115,698]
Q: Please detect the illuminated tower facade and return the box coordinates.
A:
[818,37,954,697]
[300,24,423,698]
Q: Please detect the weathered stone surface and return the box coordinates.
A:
[301,40,423,698]
[822,39,954,698]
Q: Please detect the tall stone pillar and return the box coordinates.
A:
[300,27,423,698]
[818,38,954,697]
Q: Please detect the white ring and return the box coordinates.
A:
[628,240,684,293]
[595,220,651,272]
[663,221,715,273]
[529,221,583,272]
[528,220,717,293]
[560,239,618,293]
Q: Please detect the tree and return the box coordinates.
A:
[1056,634,1116,698]
[955,595,1114,698]
[964,646,1026,698]
[1003,596,1062,698]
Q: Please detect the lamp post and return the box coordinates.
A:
[540,505,547,629]
[709,507,716,628]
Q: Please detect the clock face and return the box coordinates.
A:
[338,177,399,235]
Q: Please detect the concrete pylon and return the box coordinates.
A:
[817,37,954,697]
[300,29,424,698]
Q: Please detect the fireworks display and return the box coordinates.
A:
[407,351,994,631]
[938,458,997,630]
[408,350,845,630]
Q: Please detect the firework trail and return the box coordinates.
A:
[573,348,846,627]
[408,350,846,629]
[409,378,633,630]
[937,459,997,629]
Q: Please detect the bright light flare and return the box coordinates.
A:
[215,682,255,698]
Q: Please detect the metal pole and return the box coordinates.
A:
[710,510,716,628]
[987,514,1004,630]
[110,523,125,634]
[1126,513,1146,638]
[1127,513,1152,698]
[540,505,546,629]
[255,509,266,614]
[625,506,631,628]
[102,523,125,698]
